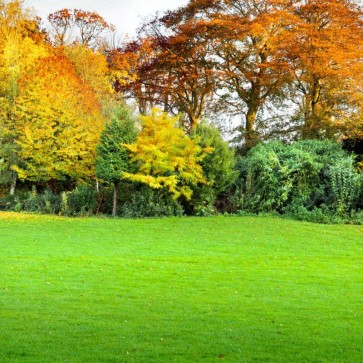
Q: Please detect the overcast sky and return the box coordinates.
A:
[25,0,189,37]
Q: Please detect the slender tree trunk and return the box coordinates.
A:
[9,173,16,196]
[112,181,118,217]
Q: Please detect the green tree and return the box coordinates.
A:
[188,123,237,215]
[95,105,137,216]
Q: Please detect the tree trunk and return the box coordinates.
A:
[188,114,198,133]
[245,103,259,150]
[112,181,118,217]
[302,80,321,139]
[9,174,16,196]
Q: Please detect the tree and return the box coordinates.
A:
[0,0,48,194]
[64,44,116,118]
[48,8,114,48]
[158,0,296,147]
[95,105,137,216]
[286,0,363,139]
[109,8,218,131]
[12,53,103,185]
[123,108,211,200]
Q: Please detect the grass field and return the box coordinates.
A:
[0,212,362,362]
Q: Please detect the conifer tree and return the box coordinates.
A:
[95,105,137,216]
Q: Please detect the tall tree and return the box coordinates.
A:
[64,44,116,118]
[110,14,217,131]
[95,105,137,216]
[286,0,363,139]
[48,8,114,48]
[0,0,48,194]
[155,0,296,147]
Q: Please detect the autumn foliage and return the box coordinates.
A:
[13,54,103,182]
[111,0,363,144]
[0,0,362,218]
[123,109,212,200]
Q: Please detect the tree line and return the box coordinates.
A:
[0,0,362,222]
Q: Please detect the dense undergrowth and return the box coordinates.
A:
[1,140,362,224]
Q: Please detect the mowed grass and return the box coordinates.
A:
[0,212,362,363]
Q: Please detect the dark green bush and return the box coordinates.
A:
[232,140,362,219]
[0,187,61,214]
[22,187,61,214]
[0,190,28,211]
[187,123,237,215]
[121,186,183,218]
[64,184,97,216]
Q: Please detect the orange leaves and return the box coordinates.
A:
[284,0,363,138]
[153,0,362,142]
[64,44,114,109]
[48,8,114,47]
[113,15,217,128]
[13,52,104,182]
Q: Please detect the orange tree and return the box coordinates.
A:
[143,0,297,147]
[109,14,217,131]
[48,8,114,47]
[286,0,363,139]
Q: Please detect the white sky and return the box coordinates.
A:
[25,0,189,37]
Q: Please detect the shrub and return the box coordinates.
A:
[328,157,361,216]
[65,184,97,216]
[121,186,183,218]
[21,187,61,214]
[233,140,362,218]
[236,142,293,212]
[187,123,237,215]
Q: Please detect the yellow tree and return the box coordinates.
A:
[12,53,104,184]
[0,0,48,194]
[123,108,211,200]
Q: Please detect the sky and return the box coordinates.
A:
[25,0,189,37]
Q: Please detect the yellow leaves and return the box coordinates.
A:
[64,44,114,100]
[13,53,104,182]
[23,124,33,143]
[123,108,210,200]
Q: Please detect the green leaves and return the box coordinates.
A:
[95,105,137,184]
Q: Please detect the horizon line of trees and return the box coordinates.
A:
[0,0,362,222]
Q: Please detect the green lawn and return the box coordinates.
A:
[0,212,362,362]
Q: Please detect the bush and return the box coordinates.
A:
[64,184,97,216]
[236,142,297,212]
[187,123,237,215]
[233,140,362,219]
[22,187,61,214]
[328,157,361,216]
[121,186,183,218]
[2,187,62,214]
